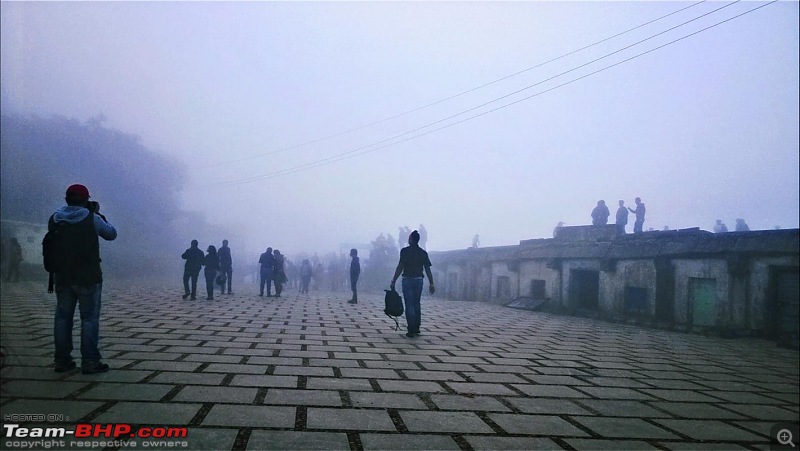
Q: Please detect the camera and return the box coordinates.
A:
[87,201,100,213]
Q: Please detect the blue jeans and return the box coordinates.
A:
[54,283,103,363]
[402,277,423,333]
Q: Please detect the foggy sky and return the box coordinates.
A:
[2,1,798,257]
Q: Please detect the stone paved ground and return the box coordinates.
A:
[1,281,798,450]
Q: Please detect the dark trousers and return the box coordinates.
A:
[300,276,311,293]
[204,270,216,299]
[350,274,359,300]
[616,224,626,235]
[402,277,423,334]
[260,272,273,296]
[634,219,644,234]
[183,271,199,298]
[220,266,232,293]
[54,283,102,363]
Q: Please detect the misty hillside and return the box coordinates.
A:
[0,112,215,277]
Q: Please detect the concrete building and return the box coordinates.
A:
[430,225,799,348]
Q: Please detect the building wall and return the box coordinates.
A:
[518,260,561,304]
[749,256,800,331]
[613,260,657,315]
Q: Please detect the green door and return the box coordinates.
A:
[689,278,716,327]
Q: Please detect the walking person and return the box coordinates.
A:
[390,230,435,338]
[628,197,646,234]
[616,200,629,235]
[258,247,274,297]
[203,245,219,300]
[49,184,117,374]
[181,240,204,300]
[272,249,286,297]
[299,259,313,294]
[6,237,23,282]
[218,239,233,294]
[348,248,361,304]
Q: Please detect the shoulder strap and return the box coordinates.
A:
[385,312,399,331]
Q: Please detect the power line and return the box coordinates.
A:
[209,0,776,188]
[208,1,707,168]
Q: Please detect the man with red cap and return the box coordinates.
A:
[49,184,117,374]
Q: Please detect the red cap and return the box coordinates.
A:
[66,184,90,199]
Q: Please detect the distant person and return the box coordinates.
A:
[391,230,435,338]
[5,237,23,282]
[218,239,233,295]
[203,245,219,300]
[713,220,729,233]
[299,259,313,294]
[398,227,410,250]
[472,234,480,248]
[182,240,204,300]
[49,184,117,374]
[258,247,274,297]
[627,197,646,233]
[553,222,565,238]
[735,218,750,232]
[273,249,286,297]
[615,200,629,235]
[418,224,428,249]
[591,200,610,226]
[347,248,361,304]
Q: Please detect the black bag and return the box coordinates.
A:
[384,288,404,331]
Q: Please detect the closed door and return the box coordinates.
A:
[689,278,716,327]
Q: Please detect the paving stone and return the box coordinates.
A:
[78,383,174,401]
[306,377,374,391]
[361,433,460,450]
[654,419,764,441]
[400,410,494,433]
[306,408,396,431]
[721,404,799,421]
[1,366,72,381]
[340,368,401,379]
[173,385,257,403]
[649,402,746,419]
[131,361,201,371]
[350,392,427,409]
[659,443,751,450]
[377,380,446,393]
[565,439,659,450]
[577,399,667,418]
[704,391,786,404]
[430,394,511,412]
[149,371,226,385]
[202,404,295,427]
[273,366,335,377]
[505,398,592,415]
[488,414,589,436]
[573,417,678,439]
[576,386,654,400]
[465,436,561,450]
[263,388,341,406]
[2,380,88,398]
[512,384,587,398]
[94,402,201,424]
[184,428,239,451]
[248,431,350,450]
[229,375,298,387]
[463,372,527,383]
[402,370,465,381]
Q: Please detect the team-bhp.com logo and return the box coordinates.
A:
[4,423,187,438]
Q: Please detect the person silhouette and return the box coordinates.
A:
[591,200,610,226]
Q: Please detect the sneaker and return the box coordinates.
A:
[54,360,76,373]
[190,296,197,301]
[347,299,357,304]
[182,293,189,299]
[405,332,415,338]
[206,296,213,300]
[81,361,109,375]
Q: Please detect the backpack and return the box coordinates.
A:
[42,213,97,292]
[384,288,404,331]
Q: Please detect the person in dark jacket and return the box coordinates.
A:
[6,237,23,282]
[628,197,646,234]
[591,200,610,226]
[348,248,361,304]
[616,200,629,235]
[50,184,117,374]
[258,247,274,297]
[203,245,219,300]
[273,249,286,297]
[218,239,233,295]
[299,259,313,294]
[182,240,204,300]
[390,230,435,338]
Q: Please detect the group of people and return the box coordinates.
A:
[257,247,287,297]
[181,239,233,300]
[714,218,750,233]
[591,197,646,234]
[397,224,428,249]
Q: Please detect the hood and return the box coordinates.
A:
[53,206,90,224]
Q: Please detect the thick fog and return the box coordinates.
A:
[1,2,798,270]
